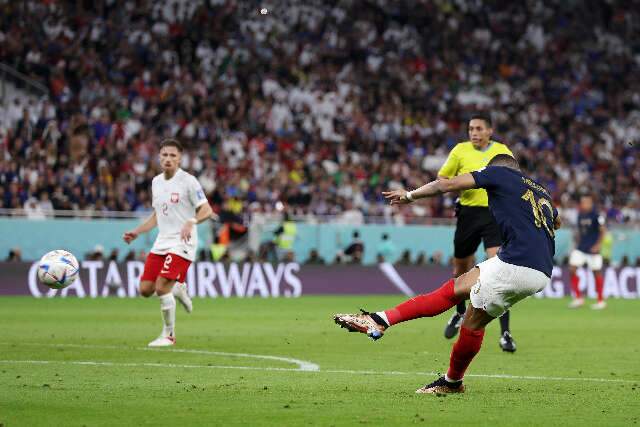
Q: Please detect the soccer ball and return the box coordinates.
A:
[37,250,80,289]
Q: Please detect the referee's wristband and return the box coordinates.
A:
[405,191,415,202]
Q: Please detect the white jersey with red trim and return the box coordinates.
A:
[150,168,208,261]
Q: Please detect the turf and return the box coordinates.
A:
[0,296,638,426]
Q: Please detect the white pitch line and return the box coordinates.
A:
[156,347,320,372]
[0,359,636,384]
[0,342,319,372]
[0,360,309,372]
[322,369,637,384]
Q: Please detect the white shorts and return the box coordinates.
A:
[568,250,603,271]
[470,257,550,318]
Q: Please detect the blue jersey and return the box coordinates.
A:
[577,210,604,253]
[471,166,557,277]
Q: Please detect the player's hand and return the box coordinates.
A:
[382,189,411,205]
[590,244,601,254]
[180,221,194,243]
[554,216,562,230]
[123,230,139,244]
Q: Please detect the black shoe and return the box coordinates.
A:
[444,312,463,339]
[416,376,465,394]
[499,331,517,353]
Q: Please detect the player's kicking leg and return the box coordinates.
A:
[173,282,193,313]
[334,267,479,340]
[148,276,177,347]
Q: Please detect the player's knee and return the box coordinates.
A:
[453,268,480,298]
[155,278,173,295]
[139,281,155,297]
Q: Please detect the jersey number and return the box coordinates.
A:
[521,189,554,237]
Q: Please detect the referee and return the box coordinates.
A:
[438,114,517,352]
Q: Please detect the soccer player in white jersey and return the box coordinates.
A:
[123,139,212,347]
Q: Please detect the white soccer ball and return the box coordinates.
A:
[37,250,80,289]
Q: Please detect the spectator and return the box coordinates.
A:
[306,249,325,265]
[85,244,105,261]
[6,248,22,262]
[24,197,45,219]
[339,201,365,226]
[38,193,54,217]
[0,0,638,226]
[377,233,397,263]
[398,250,413,265]
[273,211,297,261]
[344,231,365,264]
[108,249,119,262]
[283,250,295,263]
[620,255,630,267]
[429,251,444,266]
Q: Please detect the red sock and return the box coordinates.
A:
[384,279,462,326]
[595,273,604,303]
[447,326,485,381]
[570,273,581,298]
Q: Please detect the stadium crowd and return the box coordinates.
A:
[1,0,639,225]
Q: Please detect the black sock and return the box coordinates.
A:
[456,301,466,316]
[499,310,510,335]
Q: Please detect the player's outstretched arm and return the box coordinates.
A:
[383,174,477,205]
[123,212,158,244]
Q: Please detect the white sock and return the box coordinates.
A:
[445,373,462,383]
[159,293,176,337]
[375,311,390,326]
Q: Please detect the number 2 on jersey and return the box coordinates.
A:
[521,189,555,237]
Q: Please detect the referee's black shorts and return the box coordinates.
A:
[454,206,502,259]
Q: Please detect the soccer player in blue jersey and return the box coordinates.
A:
[568,194,607,309]
[334,155,561,394]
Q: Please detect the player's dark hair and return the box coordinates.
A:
[488,154,520,170]
[160,138,183,152]
[469,113,492,128]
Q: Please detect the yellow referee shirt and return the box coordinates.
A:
[438,141,513,207]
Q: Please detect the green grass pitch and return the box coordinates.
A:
[0,296,638,426]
